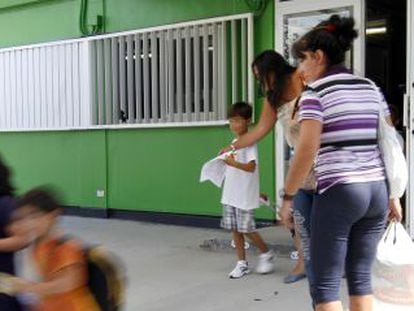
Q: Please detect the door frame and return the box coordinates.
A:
[405,0,413,237]
[273,0,365,207]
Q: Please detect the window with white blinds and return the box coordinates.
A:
[0,41,91,130]
[0,14,254,131]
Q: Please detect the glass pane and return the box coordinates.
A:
[283,7,353,66]
[281,7,354,174]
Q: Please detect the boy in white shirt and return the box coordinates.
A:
[221,102,274,279]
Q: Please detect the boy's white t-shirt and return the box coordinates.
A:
[220,144,260,211]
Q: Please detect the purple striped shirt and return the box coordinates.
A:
[298,67,389,194]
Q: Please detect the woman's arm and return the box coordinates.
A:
[232,99,278,150]
[384,114,404,222]
[385,115,393,126]
[388,198,403,222]
[284,119,322,194]
[279,120,322,229]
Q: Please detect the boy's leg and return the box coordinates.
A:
[222,205,250,279]
[234,207,265,252]
[233,230,246,261]
[245,232,268,254]
[247,231,274,274]
[239,208,274,274]
[229,230,250,278]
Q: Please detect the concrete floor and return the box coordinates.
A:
[19,216,350,311]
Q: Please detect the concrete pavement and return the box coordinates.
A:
[18,216,350,311]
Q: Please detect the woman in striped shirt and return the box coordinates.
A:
[279,15,402,311]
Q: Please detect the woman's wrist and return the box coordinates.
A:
[279,188,296,201]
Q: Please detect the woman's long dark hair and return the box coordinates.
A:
[0,156,15,197]
[252,50,296,110]
[292,15,358,67]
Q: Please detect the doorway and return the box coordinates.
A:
[366,0,406,139]
[274,1,411,235]
[365,0,409,232]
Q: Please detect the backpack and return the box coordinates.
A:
[57,236,126,311]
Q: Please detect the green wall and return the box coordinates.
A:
[0,0,275,219]
[0,131,107,208]
[0,0,48,10]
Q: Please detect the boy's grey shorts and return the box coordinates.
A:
[220,204,256,233]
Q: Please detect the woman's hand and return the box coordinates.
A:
[219,146,232,155]
[388,198,403,222]
[279,200,294,230]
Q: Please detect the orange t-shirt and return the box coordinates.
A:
[32,238,100,311]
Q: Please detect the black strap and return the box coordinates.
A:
[320,139,378,148]
[291,96,301,120]
[312,78,372,93]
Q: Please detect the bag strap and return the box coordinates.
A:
[383,222,398,245]
[366,80,384,140]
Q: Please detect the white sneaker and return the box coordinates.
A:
[229,261,250,279]
[290,251,299,260]
[256,250,275,274]
[230,239,250,249]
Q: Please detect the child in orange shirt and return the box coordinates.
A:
[9,188,100,311]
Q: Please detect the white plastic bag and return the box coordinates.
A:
[373,222,414,309]
[377,109,408,199]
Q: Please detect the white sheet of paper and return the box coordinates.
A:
[199,152,231,188]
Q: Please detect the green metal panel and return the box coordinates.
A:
[0,0,81,47]
[106,126,274,218]
[0,0,51,10]
[0,131,107,209]
[108,127,272,217]
[106,127,230,215]
[105,0,260,33]
[0,0,276,218]
[0,0,274,48]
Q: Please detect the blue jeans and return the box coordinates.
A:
[311,181,388,304]
[293,189,315,301]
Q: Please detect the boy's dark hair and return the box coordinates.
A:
[292,15,358,67]
[228,102,253,120]
[0,156,15,197]
[17,187,61,213]
[252,50,296,110]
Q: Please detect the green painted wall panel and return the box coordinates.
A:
[0,131,107,209]
[0,0,276,219]
[0,1,273,49]
[0,127,274,218]
[0,0,49,10]
[107,127,230,215]
[0,0,80,47]
[105,0,252,33]
[107,126,274,218]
